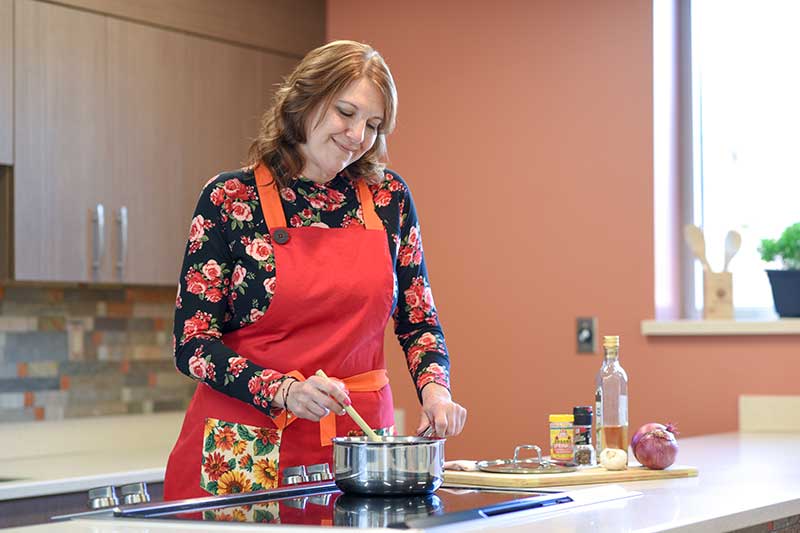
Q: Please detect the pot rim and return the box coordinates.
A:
[332,435,442,445]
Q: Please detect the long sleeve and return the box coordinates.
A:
[172,168,452,411]
[172,175,290,416]
[372,172,451,400]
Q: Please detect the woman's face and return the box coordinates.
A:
[298,77,384,183]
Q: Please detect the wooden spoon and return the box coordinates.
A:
[315,369,381,442]
[723,230,742,272]
[684,224,713,272]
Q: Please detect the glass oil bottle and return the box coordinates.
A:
[595,335,629,454]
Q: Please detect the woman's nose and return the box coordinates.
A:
[346,121,366,144]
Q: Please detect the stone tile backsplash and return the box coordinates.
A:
[0,284,194,423]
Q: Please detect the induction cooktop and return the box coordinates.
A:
[95,480,637,530]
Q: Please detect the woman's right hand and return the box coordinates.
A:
[279,376,351,421]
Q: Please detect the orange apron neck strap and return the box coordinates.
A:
[254,164,288,230]
[257,166,381,232]
[355,180,383,231]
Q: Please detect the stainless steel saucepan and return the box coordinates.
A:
[331,435,445,495]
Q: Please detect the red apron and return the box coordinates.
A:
[163,165,395,501]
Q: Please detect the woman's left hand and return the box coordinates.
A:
[416,383,467,438]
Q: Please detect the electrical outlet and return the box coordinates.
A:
[576,317,597,354]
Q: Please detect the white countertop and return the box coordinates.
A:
[0,454,166,500]
[3,431,800,532]
[500,432,800,532]
[0,412,183,500]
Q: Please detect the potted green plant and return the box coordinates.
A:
[758,222,800,317]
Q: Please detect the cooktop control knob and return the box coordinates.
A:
[87,486,118,509]
[282,465,308,485]
[307,463,332,481]
[119,482,151,505]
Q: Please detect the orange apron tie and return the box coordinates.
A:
[275,369,390,446]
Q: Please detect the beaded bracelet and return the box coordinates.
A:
[282,378,298,411]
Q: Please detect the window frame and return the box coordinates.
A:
[675,0,780,320]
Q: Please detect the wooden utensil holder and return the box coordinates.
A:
[703,272,733,320]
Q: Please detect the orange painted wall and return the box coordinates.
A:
[328,0,799,460]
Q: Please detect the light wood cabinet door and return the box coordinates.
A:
[0,0,12,165]
[107,18,296,285]
[106,18,188,286]
[13,1,303,284]
[13,0,111,281]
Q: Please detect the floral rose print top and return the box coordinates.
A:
[173,167,450,416]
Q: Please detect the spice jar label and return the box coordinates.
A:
[550,428,575,461]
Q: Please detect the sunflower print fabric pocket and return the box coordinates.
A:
[203,502,280,523]
[200,417,281,495]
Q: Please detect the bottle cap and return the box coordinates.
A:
[573,406,593,425]
[549,414,574,423]
[602,335,620,348]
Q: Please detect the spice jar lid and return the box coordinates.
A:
[573,406,593,425]
[549,414,574,423]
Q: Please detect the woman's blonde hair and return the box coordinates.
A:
[247,40,397,187]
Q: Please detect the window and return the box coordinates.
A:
[687,0,800,318]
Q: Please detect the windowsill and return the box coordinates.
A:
[641,318,800,336]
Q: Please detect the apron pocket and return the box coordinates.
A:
[200,417,282,496]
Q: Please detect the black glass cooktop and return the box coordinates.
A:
[114,482,571,529]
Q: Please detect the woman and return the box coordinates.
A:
[163,40,467,501]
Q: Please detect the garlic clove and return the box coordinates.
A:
[599,448,628,470]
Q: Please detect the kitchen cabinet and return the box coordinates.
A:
[13,0,300,283]
[13,0,110,282]
[106,19,296,284]
[0,0,11,165]
[45,0,324,57]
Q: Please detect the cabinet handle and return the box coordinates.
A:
[117,206,128,281]
[92,204,105,281]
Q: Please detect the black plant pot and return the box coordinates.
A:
[766,269,800,317]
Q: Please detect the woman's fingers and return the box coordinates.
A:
[300,397,329,420]
[435,412,449,437]
[306,376,350,415]
[287,377,350,421]
[308,375,351,407]
[454,403,468,434]
[424,399,468,437]
[416,412,433,435]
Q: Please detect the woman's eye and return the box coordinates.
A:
[337,108,353,117]
[367,123,380,131]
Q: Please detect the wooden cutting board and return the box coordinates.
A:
[443,465,699,489]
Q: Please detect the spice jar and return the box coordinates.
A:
[549,414,575,462]
[573,406,596,466]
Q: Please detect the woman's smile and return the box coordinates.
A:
[333,138,356,156]
[299,77,384,183]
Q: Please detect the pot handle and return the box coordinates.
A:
[417,426,436,438]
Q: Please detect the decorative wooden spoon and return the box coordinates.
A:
[315,369,381,442]
[723,230,742,272]
[684,224,713,272]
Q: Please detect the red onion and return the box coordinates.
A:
[630,422,679,470]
